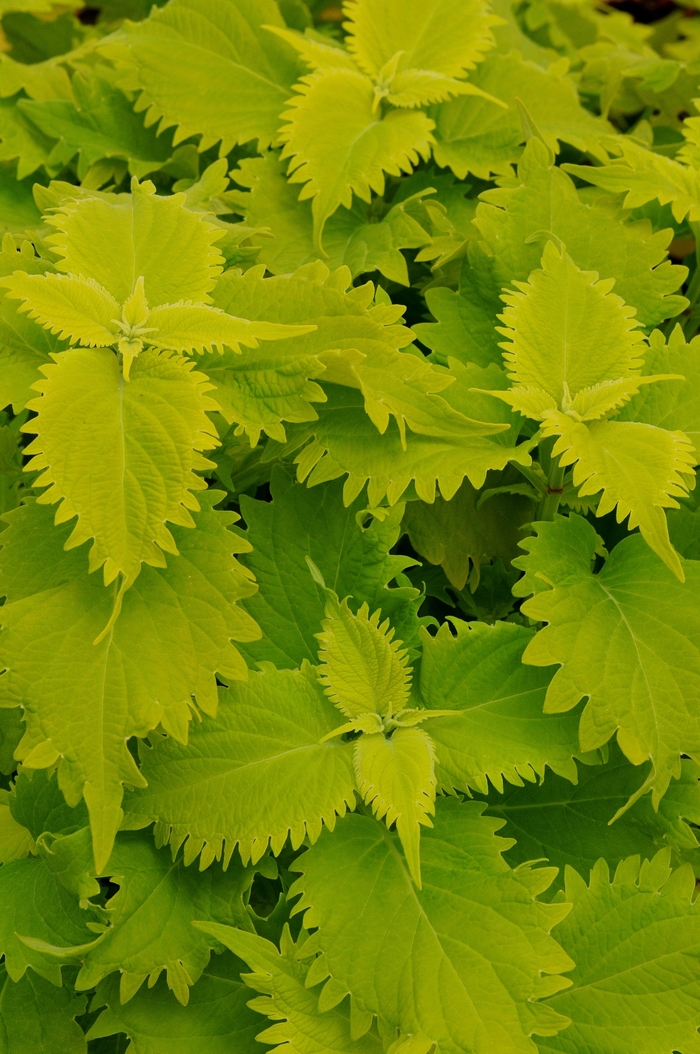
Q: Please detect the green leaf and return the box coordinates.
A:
[0,796,34,864]
[343,0,499,80]
[419,620,581,795]
[23,347,219,587]
[285,380,532,507]
[70,831,268,1006]
[484,744,700,888]
[228,151,432,284]
[122,665,355,869]
[0,964,87,1054]
[191,926,383,1054]
[564,137,700,224]
[234,466,423,670]
[515,514,700,805]
[0,493,259,871]
[541,414,695,579]
[403,475,535,590]
[278,67,434,246]
[290,802,573,1053]
[18,67,177,183]
[354,726,435,887]
[538,852,700,1054]
[100,0,301,154]
[8,768,88,840]
[474,136,688,328]
[317,594,411,719]
[87,954,262,1054]
[619,323,700,448]
[0,854,95,983]
[2,272,120,346]
[497,240,646,406]
[0,93,57,180]
[431,51,611,180]
[0,707,23,775]
[45,178,225,307]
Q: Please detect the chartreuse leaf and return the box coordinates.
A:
[100,0,300,154]
[0,853,95,983]
[122,666,355,871]
[496,240,647,408]
[0,964,87,1054]
[538,852,700,1054]
[515,514,700,806]
[619,323,700,448]
[18,66,177,184]
[541,414,696,580]
[354,727,436,887]
[430,51,611,181]
[191,926,383,1054]
[317,593,411,719]
[290,802,574,1054]
[0,707,22,775]
[44,178,225,308]
[208,260,475,445]
[419,620,581,795]
[285,377,532,508]
[8,768,88,841]
[0,792,34,864]
[278,68,434,248]
[473,137,687,328]
[0,93,57,181]
[87,955,262,1054]
[403,476,534,590]
[22,347,219,588]
[484,744,700,889]
[2,272,121,346]
[343,0,500,82]
[0,494,260,872]
[234,467,422,670]
[565,138,700,224]
[227,151,432,284]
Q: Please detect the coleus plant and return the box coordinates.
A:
[0,0,700,1052]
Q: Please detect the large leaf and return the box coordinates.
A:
[290,802,573,1054]
[497,240,646,405]
[122,665,355,870]
[538,852,700,1054]
[87,955,262,1054]
[431,51,611,180]
[474,136,687,328]
[19,67,177,183]
[343,0,499,80]
[484,745,700,888]
[192,926,383,1054]
[45,178,225,307]
[0,494,260,871]
[515,514,700,805]
[234,466,423,670]
[284,380,532,507]
[619,323,700,449]
[0,93,57,180]
[100,0,300,154]
[419,620,581,794]
[541,414,695,579]
[278,67,434,246]
[227,151,432,284]
[23,347,219,587]
[0,965,87,1054]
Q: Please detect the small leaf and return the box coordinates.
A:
[354,726,436,886]
[1,271,120,346]
[317,594,412,719]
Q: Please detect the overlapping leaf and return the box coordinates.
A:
[123,665,356,870]
[515,514,700,805]
[0,494,260,871]
[0,965,87,1054]
[290,802,573,1054]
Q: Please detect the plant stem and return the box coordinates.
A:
[537,458,565,521]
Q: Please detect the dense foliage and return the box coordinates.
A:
[1,0,700,1050]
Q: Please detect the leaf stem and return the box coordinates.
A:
[537,458,565,521]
